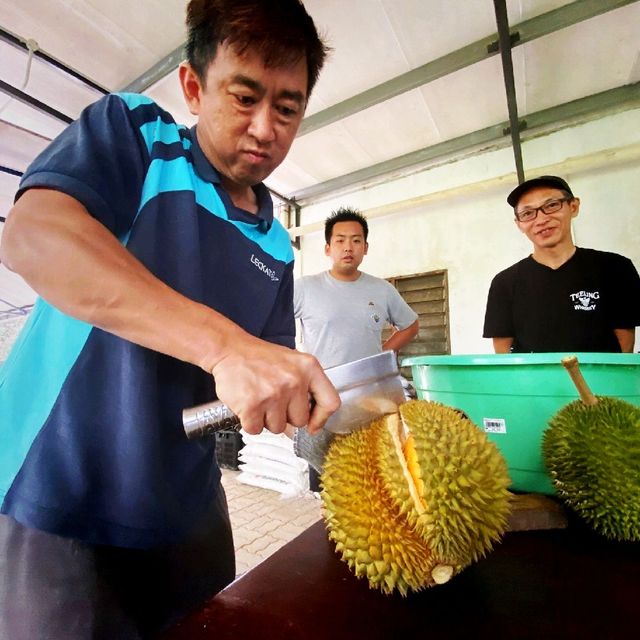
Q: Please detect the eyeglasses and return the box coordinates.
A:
[514,197,572,222]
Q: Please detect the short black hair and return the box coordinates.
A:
[324,207,369,244]
[185,0,329,97]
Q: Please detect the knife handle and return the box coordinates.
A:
[183,397,316,439]
[183,400,241,439]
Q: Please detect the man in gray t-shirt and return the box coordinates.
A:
[294,207,419,369]
[295,271,418,368]
[293,208,419,488]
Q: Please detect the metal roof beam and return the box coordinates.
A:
[0,165,23,177]
[0,79,74,124]
[121,44,185,94]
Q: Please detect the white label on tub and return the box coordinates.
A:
[483,418,506,434]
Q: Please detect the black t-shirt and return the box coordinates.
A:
[483,248,640,352]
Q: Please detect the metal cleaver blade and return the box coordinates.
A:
[322,350,405,434]
[182,350,405,439]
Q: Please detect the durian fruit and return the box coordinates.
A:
[543,396,640,541]
[321,400,512,596]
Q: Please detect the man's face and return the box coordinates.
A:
[179,42,308,194]
[515,186,579,250]
[325,221,368,277]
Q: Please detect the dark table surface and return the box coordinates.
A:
[161,518,639,640]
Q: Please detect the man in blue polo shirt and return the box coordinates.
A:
[0,1,338,637]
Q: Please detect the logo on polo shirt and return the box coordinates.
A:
[570,290,599,311]
[250,254,279,282]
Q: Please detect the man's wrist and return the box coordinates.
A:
[179,302,248,374]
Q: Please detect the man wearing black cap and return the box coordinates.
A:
[483,175,640,353]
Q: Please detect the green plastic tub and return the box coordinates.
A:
[401,353,640,495]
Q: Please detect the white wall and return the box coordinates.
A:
[294,108,640,354]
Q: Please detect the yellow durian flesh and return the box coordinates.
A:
[321,399,512,595]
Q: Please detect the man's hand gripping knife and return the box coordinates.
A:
[209,335,340,438]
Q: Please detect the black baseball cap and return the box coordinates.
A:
[507,175,574,207]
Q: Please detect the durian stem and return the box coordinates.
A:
[561,356,598,406]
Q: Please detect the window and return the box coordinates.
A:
[384,269,450,379]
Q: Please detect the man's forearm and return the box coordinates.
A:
[614,328,635,353]
[492,337,514,353]
[1,188,244,373]
[382,320,419,353]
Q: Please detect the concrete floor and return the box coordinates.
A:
[220,468,323,577]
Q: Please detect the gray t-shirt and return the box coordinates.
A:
[294,271,418,368]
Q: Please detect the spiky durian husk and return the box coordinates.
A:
[320,399,512,595]
[321,422,439,596]
[543,397,640,541]
[377,401,511,566]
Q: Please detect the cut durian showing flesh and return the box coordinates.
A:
[321,421,441,595]
[321,400,512,595]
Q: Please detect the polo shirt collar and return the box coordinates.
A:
[189,126,274,230]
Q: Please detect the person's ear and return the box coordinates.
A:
[364,242,369,255]
[324,243,331,256]
[179,63,204,116]
[569,197,580,219]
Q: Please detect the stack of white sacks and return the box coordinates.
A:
[237,430,310,496]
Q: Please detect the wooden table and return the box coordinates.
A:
[161,518,639,640]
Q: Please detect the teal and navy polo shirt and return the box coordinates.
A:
[0,93,295,548]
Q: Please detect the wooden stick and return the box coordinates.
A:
[561,356,598,406]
